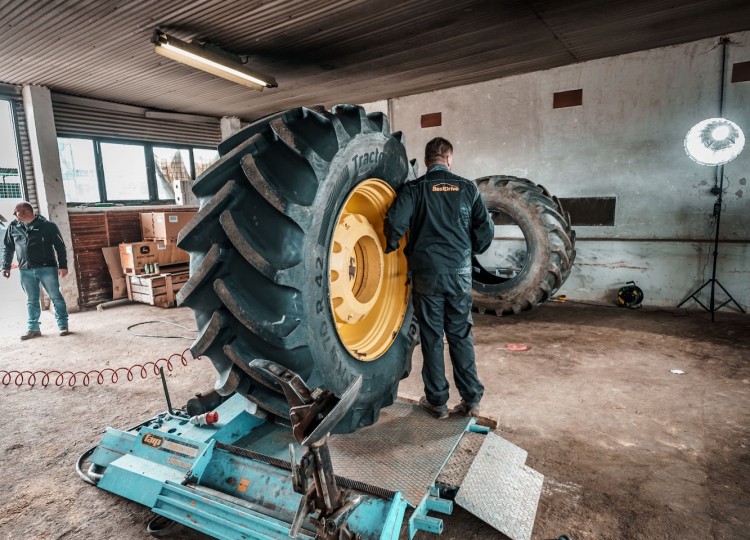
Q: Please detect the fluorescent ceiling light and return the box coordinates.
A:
[153,30,277,91]
[684,117,745,166]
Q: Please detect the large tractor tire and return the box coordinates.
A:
[177,105,418,434]
[471,175,576,315]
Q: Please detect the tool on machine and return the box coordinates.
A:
[245,359,363,540]
[160,353,362,538]
[158,366,175,415]
[189,411,220,426]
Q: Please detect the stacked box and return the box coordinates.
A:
[140,211,196,242]
[135,210,194,273]
[119,241,189,275]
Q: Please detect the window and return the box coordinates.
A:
[101,142,149,200]
[0,99,23,201]
[153,147,191,200]
[194,148,219,177]
[0,181,21,198]
[57,136,219,205]
[58,138,99,203]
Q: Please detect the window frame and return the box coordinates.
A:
[58,136,99,203]
[0,97,27,200]
[58,135,217,206]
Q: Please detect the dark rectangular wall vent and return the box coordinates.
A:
[553,89,583,108]
[731,61,750,83]
[491,196,616,226]
[559,197,616,226]
[421,112,442,128]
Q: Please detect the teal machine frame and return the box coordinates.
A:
[83,359,489,539]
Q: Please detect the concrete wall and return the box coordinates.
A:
[366,32,750,311]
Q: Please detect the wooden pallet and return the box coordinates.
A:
[126,270,189,308]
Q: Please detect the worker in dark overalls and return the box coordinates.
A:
[384,137,494,418]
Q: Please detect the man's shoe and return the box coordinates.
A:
[20,330,42,341]
[59,328,70,336]
[453,400,480,418]
[419,396,449,419]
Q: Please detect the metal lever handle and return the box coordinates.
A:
[246,358,312,408]
[298,374,361,447]
[247,358,362,446]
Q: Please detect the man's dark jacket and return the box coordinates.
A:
[2,215,68,270]
[384,164,494,274]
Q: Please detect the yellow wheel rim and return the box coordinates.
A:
[329,178,409,361]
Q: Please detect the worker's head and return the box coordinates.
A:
[13,202,35,224]
[425,137,453,169]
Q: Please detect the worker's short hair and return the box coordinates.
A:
[15,201,33,213]
[425,137,453,164]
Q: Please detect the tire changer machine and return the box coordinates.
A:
[81,359,545,540]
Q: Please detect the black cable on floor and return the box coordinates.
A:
[127,320,197,340]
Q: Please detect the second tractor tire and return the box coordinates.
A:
[471,175,576,315]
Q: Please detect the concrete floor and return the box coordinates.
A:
[0,289,748,539]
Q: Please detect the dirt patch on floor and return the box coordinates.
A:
[0,302,748,539]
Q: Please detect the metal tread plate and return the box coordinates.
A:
[455,432,544,540]
[435,431,485,488]
[328,401,471,505]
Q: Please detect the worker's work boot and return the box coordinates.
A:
[419,396,449,419]
[20,330,42,341]
[453,400,480,418]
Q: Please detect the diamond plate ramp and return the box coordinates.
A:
[436,431,485,489]
[328,401,470,505]
[455,432,544,540]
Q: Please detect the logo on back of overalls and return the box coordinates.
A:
[432,183,459,192]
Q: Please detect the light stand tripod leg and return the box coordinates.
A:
[713,279,746,313]
[677,165,744,320]
[677,280,711,310]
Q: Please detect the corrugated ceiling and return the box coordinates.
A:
[0,0,748,120]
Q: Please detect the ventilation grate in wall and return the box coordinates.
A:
[559,197,616,226]
[553,89,583,109]
[731,61,750,83]
[491,196,615,226]
[421,112,442,128]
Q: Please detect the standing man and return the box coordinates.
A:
[2,201,70,340]
[384,137,494,419]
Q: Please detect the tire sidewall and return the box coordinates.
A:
[474,184,551,296]
[303,131,415,406]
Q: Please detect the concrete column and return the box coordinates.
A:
[22,85,79,310]
[220,116,242,139]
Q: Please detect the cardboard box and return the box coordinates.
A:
[102,246,127,300]
[140,211,196,241]
[119,241,190,275]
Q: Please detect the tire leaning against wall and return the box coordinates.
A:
[471,175,576,315]
[176,105,419,434]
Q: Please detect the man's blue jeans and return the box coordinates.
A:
[18,267,69,331]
